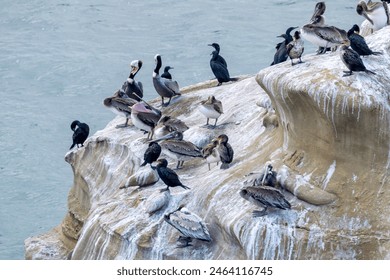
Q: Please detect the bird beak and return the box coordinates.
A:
[152,131,176,142]
[208,44,212,46]
[361,11,374,25]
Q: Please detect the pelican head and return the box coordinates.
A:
[130,60,143,75]
[357,1,374,25]
[153,130,183,142]
[310,2,326,22]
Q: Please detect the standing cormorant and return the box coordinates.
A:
[69,120,89,149]
[152,131,203,169]
[215,134,234,169]
[208,43,236,86]
[161,66,173,80]
[152,54,181,106]
[240,186,291,217]
[270,26,297,65]
[154,158,190,191]
[198,95,223,128]
[164,206,211,247]
[339,40,376,76]
[141,142,161,167]
[348,24,382,56]
[356,0,390,32]
[131,102,161,140]
[286,31,305,65]
[122,60,143,101]
[103,91,137,128]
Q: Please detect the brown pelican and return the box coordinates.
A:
[198,95,223,128]
[141,142,161,167]
[348,24,382,56]
[286,31,305,65]
[339,40,376,76]
[164,206,212,247]
[130,102,161,140]
[144,188,170,216]
[152,54,181,106]
[122,60,143,101]
[154,115,189,139]
[154,158,190,191]
[161,66,173,80]
[103,91,137,128]
[202,139,220,171]
[215,134,234,169]
[270,26,297,66]
[69,120,89,149]
[356,0,390,32]
[251,164,278,188]
[152,131,203,169]
[240,186,291,217]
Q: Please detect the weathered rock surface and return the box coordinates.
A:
[25,27,390,260]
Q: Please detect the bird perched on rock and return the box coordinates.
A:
[202,139,220,171]
[153,158,190,191]
[254,164,278,188]
[270,26,297,65]
[141,142,161,167]
[356,0,390,32]
[69,120,89,149]
[198,95,223,128]
[215,134,234,169]
[164,206,212,247]
[240,186,291,217]
[339,40,376,76]
[153,131,203,169]
[347,24,382,56]
[103,91,137,128]
[152,54,181,106]
[131,102,162,140]
[161,66,173,80]
[208,43,237,86]
[286,31,304,65]
[121,60,143,101]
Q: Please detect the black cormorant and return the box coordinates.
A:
[154,158,190,191]
[141,142,161,167]
[69,120,89,149]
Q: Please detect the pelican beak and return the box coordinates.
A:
[361,11,374,25]
[152,131,176,142]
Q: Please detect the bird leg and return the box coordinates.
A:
[252,207,268,217]
[206,118,209,125]
[342,71,353,77]
[176,236,192,248]
[115,118,129,128]
[180,161,185,168]
[176,161,181,169]
[213,118,218,128]
[208,163,211,171]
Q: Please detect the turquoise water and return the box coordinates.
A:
[0,0,361,259]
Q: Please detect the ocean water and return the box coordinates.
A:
[0,0,361,259]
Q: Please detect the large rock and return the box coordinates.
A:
[25,27,390,260]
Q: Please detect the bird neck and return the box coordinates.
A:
[154,58,162,75]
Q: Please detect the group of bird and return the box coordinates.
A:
[68,0,388,248]
[271,0,387,76]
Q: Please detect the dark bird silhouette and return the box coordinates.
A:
[154,158,190,191]
[255,164,278,188]
[215,134,234,169]
[240,186,291,217]
[69,120,89,149]
[348,24,382,56]
[122,60,143,101]
[161,66,173,80]
[286,31,304,65]
[339,40,376,76]
[131,102,162,140]
[208,43,237,86]
[270,26,297,65]
[164,205,211,247]
[141,142,161,167]
[152,54,181,107]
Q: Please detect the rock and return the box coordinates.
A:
[25,28,390,260]
[120,167,159,189]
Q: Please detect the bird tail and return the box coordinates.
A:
[140,161,147,167]
[180,184,190,190]
[365,69,376,75]
[229,77,240,82]
[220,163,230,169]
[69,143,75,150]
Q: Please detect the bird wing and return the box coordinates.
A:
[349,34,373,55]
[218,143,234,164]
[210,60,230,81]
[169,210,211,241]
[247,186,291,210]
[162,140,202,157]
[314,26,346,44]
[137,111,160,127]
[111,98,135,114]
[213,100,223,114]
[157,167,182,186]
[342,48,365,70]
[164,118,189,132]
[162,78,181,95]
